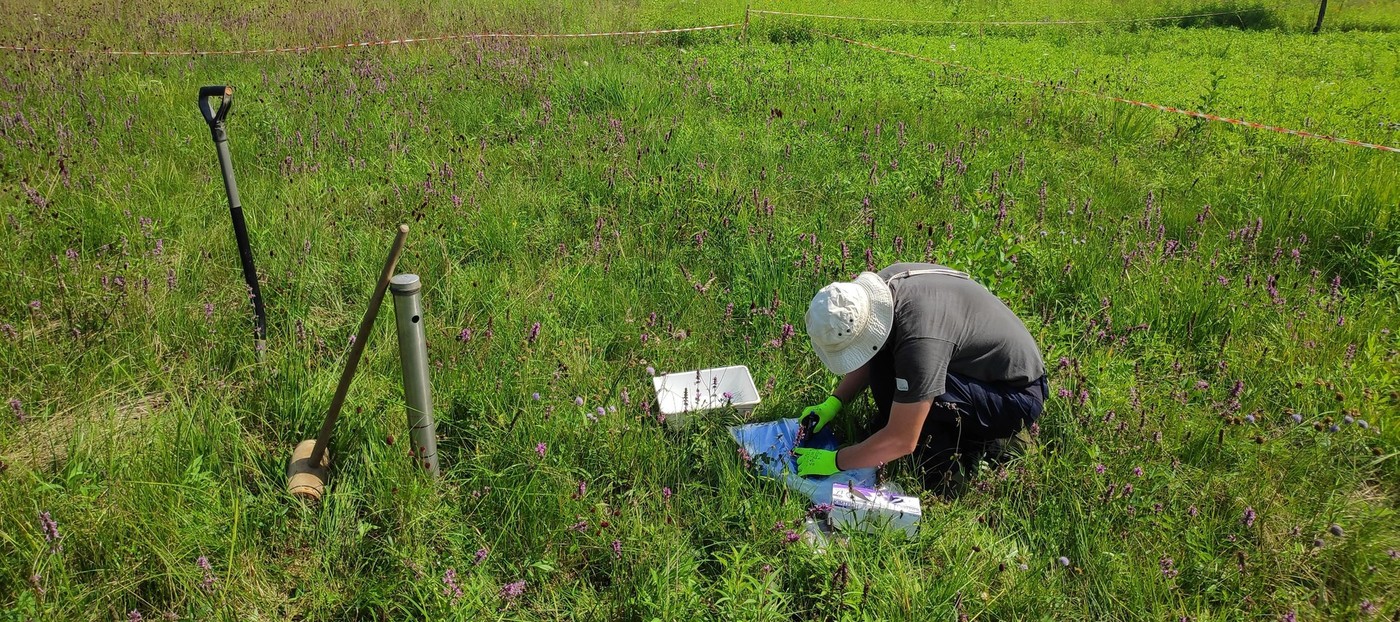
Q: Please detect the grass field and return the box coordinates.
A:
[1,0,1398,619]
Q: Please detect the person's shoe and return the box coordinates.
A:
[982,429,1036,464]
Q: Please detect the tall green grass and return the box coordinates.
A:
[0,1,1396,620]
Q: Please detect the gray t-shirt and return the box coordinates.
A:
[875,262,1045,402]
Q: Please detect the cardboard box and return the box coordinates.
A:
[829,483,921,538]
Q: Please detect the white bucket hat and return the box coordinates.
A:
[804,272,894,375]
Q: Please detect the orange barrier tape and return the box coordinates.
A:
[0,23,739,56]
[753,8,1266,26]
[815,32,1400,154]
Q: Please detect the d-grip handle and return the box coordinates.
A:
[198,85,233,141]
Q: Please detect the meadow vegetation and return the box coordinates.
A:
[0,0,1397,619]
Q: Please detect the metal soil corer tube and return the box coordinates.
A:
[389,274,440,476]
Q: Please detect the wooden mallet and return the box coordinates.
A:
[288,224,409,501]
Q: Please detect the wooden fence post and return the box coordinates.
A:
[743,4,751,43]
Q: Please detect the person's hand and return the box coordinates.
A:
[801,395,842,434]
[794,448,841,477]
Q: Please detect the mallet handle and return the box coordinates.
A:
[308,224,410,467]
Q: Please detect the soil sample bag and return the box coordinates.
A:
[728,418,887,504]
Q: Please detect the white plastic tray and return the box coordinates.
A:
[652,365,760,427]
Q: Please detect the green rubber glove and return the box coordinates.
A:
[801,395,843,434]
[794,448,841,477]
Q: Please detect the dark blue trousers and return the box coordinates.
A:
[869,370,1046,489]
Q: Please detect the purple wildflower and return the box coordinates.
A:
[1291,413,1303,424]
[645,366,656,376]
[197,556,216,592]
[1243,506,1257,528]
[129,611,143,622]
[473,547,489,565]
[1360,601,1376,616]
[574,396,585,406]
[28,300,40,311]
[1328,524,1343,537]
[1132,467,1143,477]
[1057,556,1071,567]
[1187,505,1199,518]
[203,303,214,321]
[499,580,526,602]
[9,398,23,422]
[442,568,463,601]
[595,406,606,418]
[662,487,672,500]
[531,392,540,401]
[1194,380,1209,391]
[29,573,42,595]
[535,442,547,458]
[1094,464,1105,475]
[457,328,472,342]
[1,324,14,340]
[611,539,622,558]
[784,530,800,544]
[527,321,540,343]
[39,511,60,551]
[1159,556,1178,579]
[570,520,589,532]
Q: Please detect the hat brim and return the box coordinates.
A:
[811,272,894,375]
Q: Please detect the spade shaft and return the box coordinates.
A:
[198,85,267,351]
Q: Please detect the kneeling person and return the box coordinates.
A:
[794,263,1047,490]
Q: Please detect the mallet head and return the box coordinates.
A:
[287,439,328,501]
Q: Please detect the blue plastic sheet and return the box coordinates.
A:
[728,418,882,505]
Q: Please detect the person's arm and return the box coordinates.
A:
[831,362,871,403]
[834,400,930,469]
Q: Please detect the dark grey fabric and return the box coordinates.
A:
[874,262,1045,401]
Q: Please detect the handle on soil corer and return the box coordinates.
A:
[198,85,233,142]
